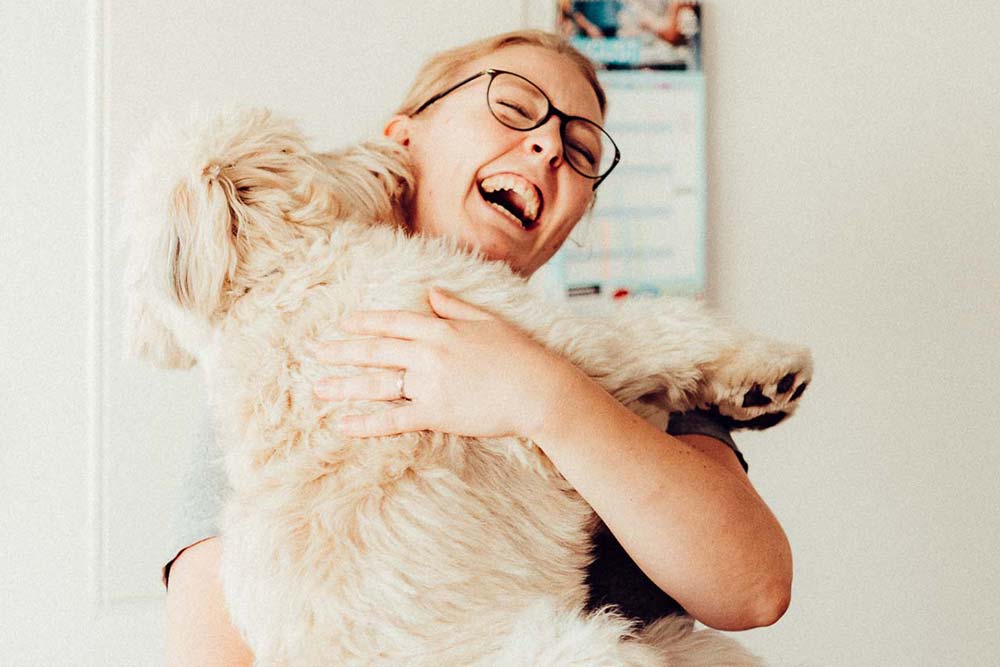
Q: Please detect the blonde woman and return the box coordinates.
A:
[164,29,792,665]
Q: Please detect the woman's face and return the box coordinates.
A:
[388,45,603,277]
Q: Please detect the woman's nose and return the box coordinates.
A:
[524,120,564,169]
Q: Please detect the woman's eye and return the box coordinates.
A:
[568,142,597,167]
[497,99,533,120]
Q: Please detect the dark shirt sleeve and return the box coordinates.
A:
[666,409,748,473]
[584,410,743,624]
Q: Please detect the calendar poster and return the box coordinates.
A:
[539,2,706,309]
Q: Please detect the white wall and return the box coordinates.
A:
[701,2,1000,665]
[2,1,998,665]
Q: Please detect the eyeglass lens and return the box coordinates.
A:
[486,72,616,179]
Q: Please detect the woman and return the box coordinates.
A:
[164,29,791,665]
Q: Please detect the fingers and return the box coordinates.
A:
[314,370,424,437]
[341,309,445,340]
[336,290,492,342]
[315,370,406,402]
[427,287,494,321]
[311,336,410,368]
[336,406,423,437]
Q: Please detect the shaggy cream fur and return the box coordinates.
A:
[125,109,810,666]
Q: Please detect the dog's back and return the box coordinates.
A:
[202,221,604,663]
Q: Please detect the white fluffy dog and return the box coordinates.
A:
[125,110,811,666]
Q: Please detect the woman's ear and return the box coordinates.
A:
[383,115,411,146]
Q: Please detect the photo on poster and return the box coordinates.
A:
[557,1,702,71]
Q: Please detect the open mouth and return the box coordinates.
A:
[477,173,542,231]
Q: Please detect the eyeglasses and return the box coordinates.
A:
[413,68,621,190]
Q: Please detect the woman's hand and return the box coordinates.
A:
[311,287,572,439]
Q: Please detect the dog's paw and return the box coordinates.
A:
[697,338,812,430]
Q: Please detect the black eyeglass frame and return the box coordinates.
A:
[413,68,621,190]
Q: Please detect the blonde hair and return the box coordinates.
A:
[395,30,606,119]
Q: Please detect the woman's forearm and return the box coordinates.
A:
[528,363,792,631]
[316,294,792,629]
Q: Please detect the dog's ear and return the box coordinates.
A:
[124,113,247,369]
[123,165,238,369]
[124,294,199,369]
[163,163,240,316]
[125,109,329,369]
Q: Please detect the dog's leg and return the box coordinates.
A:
[601,297,812,429]
[506,294,811,430]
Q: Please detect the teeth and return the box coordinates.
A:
[487,201,529,228]
[480,173,540,223]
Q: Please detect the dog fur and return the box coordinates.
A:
[125,109,810,665]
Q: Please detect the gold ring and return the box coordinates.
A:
[396,369,406,399]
